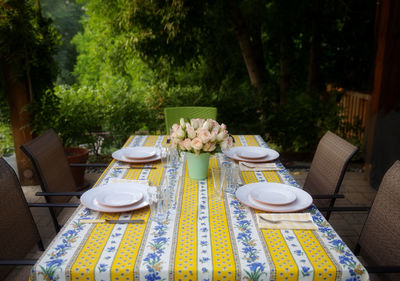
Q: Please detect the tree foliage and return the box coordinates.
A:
[0,0,59,97]
[26,0,375,153]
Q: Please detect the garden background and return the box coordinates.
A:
[1,0,375,160]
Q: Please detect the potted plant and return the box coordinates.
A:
[169,118,233,180]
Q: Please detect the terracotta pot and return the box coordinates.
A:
[65,147,89,190]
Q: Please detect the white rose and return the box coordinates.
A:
[190,118,200,129]
[220,139,229,149]
[176,126,185,139]
[180,118,186,129]
[211,124,220,134]
[202,120,212,131]
[198,128,211,144]
[171,123,179,132]
[187,126,197,139]
[197,118,205,128]
[210,131,217,142]
[203,142,216,152]
[191,137,203,151]
[220,123,227,132]
[170,139,179,149]
[178,140,186,150]
[216,130,228,142]
[183,138,192,151]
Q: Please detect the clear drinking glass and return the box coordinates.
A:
[211,167,225,200]
[147,186,168,222]
[231,162,241,187]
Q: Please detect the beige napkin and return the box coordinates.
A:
[239,162,280,171]
[257,213,317,230]
[108,178,149,185]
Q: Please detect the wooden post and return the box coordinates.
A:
[365,0,400,185]
[4,64,38,185]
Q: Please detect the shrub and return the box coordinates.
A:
[265,91,340,152]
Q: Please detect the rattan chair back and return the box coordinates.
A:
[20,129,77,208]
[0,158,41,279]
[358,161,400,270]
[164,106,217,134]
[304,131,358,212]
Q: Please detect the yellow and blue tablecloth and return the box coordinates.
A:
[30,135,369,281]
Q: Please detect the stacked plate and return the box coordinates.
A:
[112,147,160,163]
[235,182,313,212]
[223,146,279,162]
[80,183,149,212]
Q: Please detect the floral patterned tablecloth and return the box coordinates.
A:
[30,135,369,281]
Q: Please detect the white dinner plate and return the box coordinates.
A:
[123,147,156,160]
[236,146,269,159]
[80,183,149,212]
[235,182,312,212]
[96,190,143,207]
[250,183,296,205]
[112,147,161,163]
[223,146,279,163]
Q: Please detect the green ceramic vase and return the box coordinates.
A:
[186,152,210,180]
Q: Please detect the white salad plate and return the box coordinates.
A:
[80,183,149,212]
[96,190,143,207]
[223,146,279,163]
[249,183,296,205]
[112,147,160,163]
[236,182,313,212]
[123,147,156,160]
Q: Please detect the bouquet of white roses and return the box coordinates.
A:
[169,118,233,155]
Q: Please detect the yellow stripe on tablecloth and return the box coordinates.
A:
[263,229,299,280]
[208,158,236,280]
[294,230,337,281]
[242,171,298,280]
[124,161,164,187]
[125,168,142,180]
[241,170,258,184]
[262,171,281,183]
[174,162,198,280]
[111,209,150,280]
[70,213,120,281]
[233,135,242,147]
[243,135,259,146]
[142,135,158,146]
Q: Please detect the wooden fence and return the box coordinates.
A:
[337,90,371,142]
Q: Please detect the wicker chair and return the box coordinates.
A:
[164,106,217,134]
[303,131,358,220]
[20,129,102,232]
[0,158,42,279]
[354,160,400,277]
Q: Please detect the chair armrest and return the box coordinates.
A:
[0,259,37,265]
[312,194,345,199]
[28,203,80,208]
[35,191,85,196]
[70,163,108,168]
[366,266,400,273]
[318,206,371,212]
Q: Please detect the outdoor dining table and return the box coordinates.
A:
[30,135,369,281]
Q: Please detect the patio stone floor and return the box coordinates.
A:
[5,167,387,281]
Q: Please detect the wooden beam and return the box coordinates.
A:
[4,64,38,185]
[365,0,400,182]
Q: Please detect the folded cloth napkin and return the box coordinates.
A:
[239,162,280,171]
[256,213,318,230]
[108,178,149,185]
